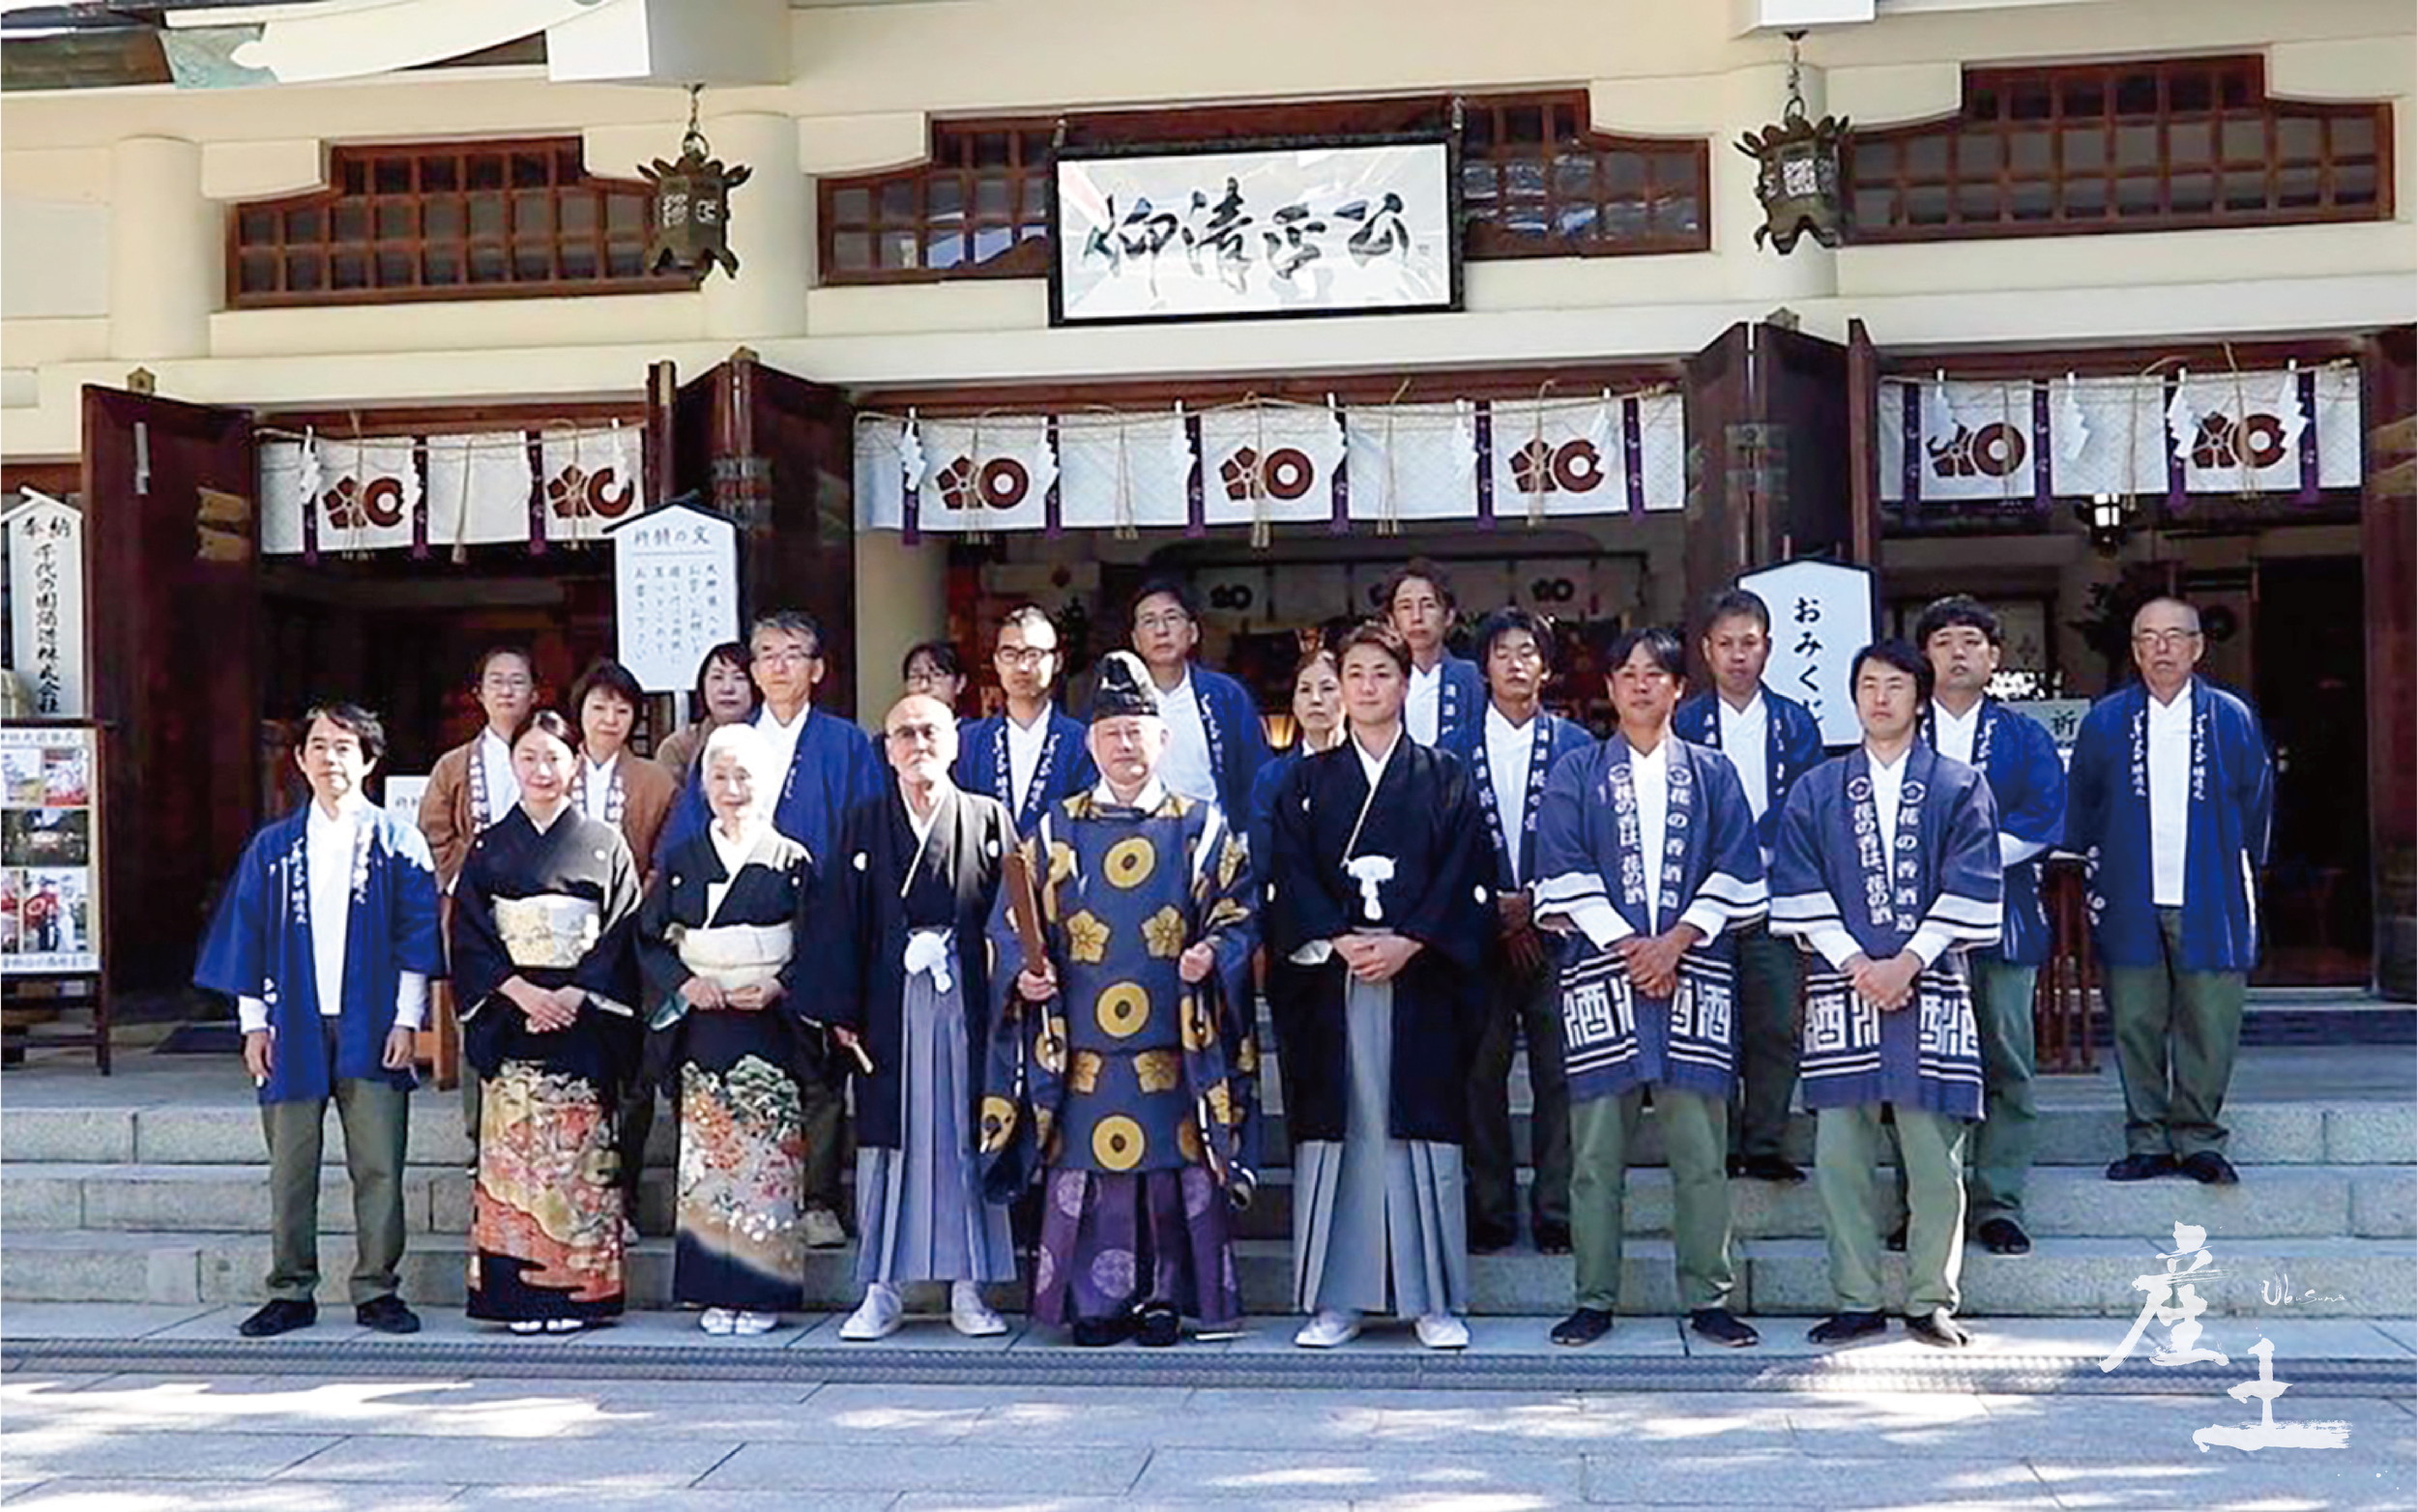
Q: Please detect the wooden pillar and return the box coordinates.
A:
[2363,325,2417,1001]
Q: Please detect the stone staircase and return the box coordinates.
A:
[6,1044,2413,1320]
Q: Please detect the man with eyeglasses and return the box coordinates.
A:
[1121,578,1270,829]
[418,646,537,1156]
[660,608,885,1246]
[2067,596,2272,1187]
[954,606,1097,838]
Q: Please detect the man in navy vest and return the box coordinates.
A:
[1674,589,1827,1182]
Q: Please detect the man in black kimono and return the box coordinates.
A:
[824,695,1020,1340]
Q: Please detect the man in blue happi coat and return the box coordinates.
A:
[2067,596,2272,1187]
[658,608,884,1246]
[1674,589,1829,1184]
[1447,607,1589,1257]
[194,704,444,1339]
[952,604,1096,837]
[1123,578,1270,828]
[1533,626,1768,1350]
[1913,596,2067,1257]
[1773,641,2002,1349]
[1384,558,1485,748]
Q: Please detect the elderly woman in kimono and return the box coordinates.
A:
[636,722,817,1336]
[450,710,644,1334]
[1268,622,1490,1351]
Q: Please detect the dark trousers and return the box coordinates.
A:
[1730,927,1802,1160]
[1466,956,1570,1240]
[801,1066,848,1215]
[262,1018,410,1305]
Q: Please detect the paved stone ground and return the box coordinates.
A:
[3,1307,2414,1509]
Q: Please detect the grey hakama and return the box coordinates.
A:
[1290,974,1469,1318]
[853,963,1015,1285]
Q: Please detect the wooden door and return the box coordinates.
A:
[2363,324,2417,1000]
[647,353,859,717]
[1680,321,1861,628]
[80,385,259,993]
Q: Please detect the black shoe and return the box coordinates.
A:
[1550,1307,1615,1347]
[1469,1223,1516,1256]
[2106,1152,2180,1182]
[1807,1311,1887,1346]
[1884,1223,1907,1253]
[1070,1311,1136,1348]
[1976,1218,2033,1256]
[1689,1308,1760,1349]
[2180,1151,2240,1185]
[1727,1153,1747,1178]
[1531,1222,1572,1257]
[356,1295,422,1334]
[1736,1154,1807,1184]
[1905,1309,1973,1349]
[238,1299,317,1338]
[1133,1302,1182,1349]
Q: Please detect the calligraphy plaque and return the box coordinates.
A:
[3,492,87,718]
[1051,137,1460,326]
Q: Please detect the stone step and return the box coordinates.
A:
[9,1095,2406,1170]
[11,1159,2404,1246]
[8,1228,2411,1319]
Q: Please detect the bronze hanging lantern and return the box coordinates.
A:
[640,85,752,279]
[1734,32,1851,253]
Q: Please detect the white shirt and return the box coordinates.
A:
[1558,735,1733,951]
[1933,699,2050,870]
[576,753,617,824]
[1154,670,1215,804]
[1717,691,1771,823]
[2147,683,2195,907]
[1406,662,1443,745]
[1092,776,1170,813]
[1005,707,1051,815]
[755,703,810,792]
[236,796,428,1036]
[476,728,520,824]
[1808,745,1953,972]
[1930,699,1982,768]
[1483,705,1539,887]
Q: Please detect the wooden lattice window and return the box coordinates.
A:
[228,138,699,306]
[1849,55,2393,242]
[820,122,1058,282]
[1459,93,1709,257]
[816,95,1712,284]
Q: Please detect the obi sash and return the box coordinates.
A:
[676,920,794,991]
[493,893,602,971]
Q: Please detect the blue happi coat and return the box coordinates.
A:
[2065,678,2272,973]
[1420,654,1486,748]
[193,803,444,1105]
[1440,707,1591,896]
[1771,745,2002,1119]
[1117,663,1269,835]
[657,706,883,871]
[1673,684,1828,856]
[1919,698,2068,967]
[951,706,1096,837]
[1531,736,1768,1104]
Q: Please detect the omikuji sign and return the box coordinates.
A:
[1737,559,1877,749]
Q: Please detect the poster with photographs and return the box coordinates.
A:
[0,724,102,976]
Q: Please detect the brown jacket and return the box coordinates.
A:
[418,737,505,889]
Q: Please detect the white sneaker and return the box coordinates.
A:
[839,1284,903,1342]
[1415,1313,1471,1351]
[802,1207,848,1250]
[731,1311,778,1336]
[699,1308,736,1336]
[542,1317,586,1334]
[1294,1309,1361,1349]
[949,1281,1007,1337]
[507,1320,544,1336]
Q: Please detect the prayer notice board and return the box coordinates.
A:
[611,503,739,694]
[1,723,102,977]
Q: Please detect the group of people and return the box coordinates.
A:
[197,557,2272,1353]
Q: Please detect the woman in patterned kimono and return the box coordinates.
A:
[637,723,816,1336]
[451,710,644,1334]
